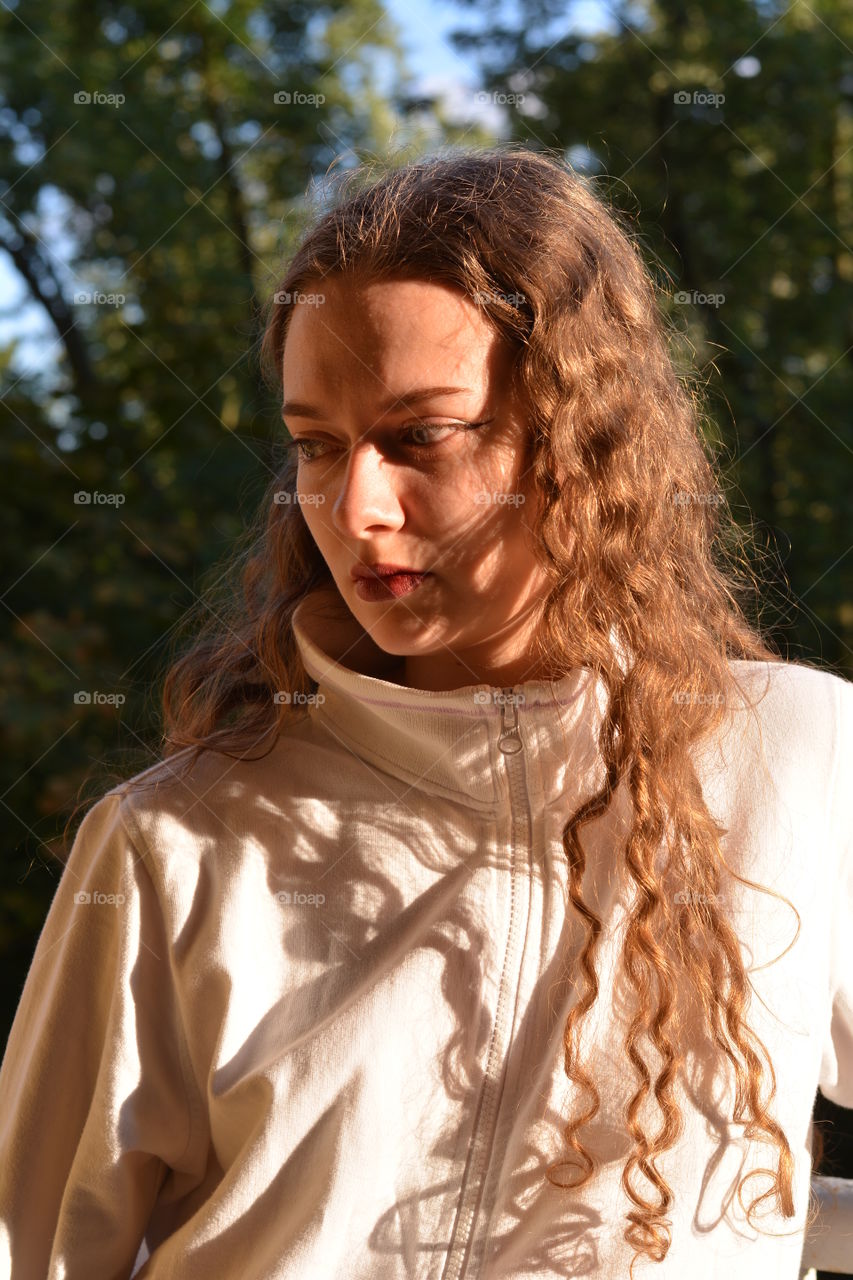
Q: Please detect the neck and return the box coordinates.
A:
[400,649,562,692]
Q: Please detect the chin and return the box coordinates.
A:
[358,626,419,656]
[360,615,438,650]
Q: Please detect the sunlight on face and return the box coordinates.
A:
[280,276,554,691]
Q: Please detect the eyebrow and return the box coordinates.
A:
[280,385,471,421]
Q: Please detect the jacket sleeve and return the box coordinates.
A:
[817,674,853,1110]
[0,788,196,1279]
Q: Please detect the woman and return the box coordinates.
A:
[0,145,850,1280]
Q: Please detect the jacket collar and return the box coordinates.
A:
[290,588,606,811]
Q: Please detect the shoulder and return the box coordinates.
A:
[693,658,850,807]
[98,729,312,869]
[709,659,853,831]
[95,704,334,848]
[727,657,852,749]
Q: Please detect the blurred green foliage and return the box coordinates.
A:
[0,0,491,1037]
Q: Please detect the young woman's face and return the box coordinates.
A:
[281,275,555,691]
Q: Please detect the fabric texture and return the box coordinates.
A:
[1,586,851,1279]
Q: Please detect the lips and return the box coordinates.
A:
[352,570,431,600]
[350,563,428,582]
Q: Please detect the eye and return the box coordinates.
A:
[284,419,493,464]
[285,437,329,463]
[403,421,457,447]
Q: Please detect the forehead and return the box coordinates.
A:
[281,277,503,401]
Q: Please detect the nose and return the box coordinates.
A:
[330,441,406,538]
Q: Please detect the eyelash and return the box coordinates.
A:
[283,418,495,463]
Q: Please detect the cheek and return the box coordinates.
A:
[476,437,527,498]
[293,491,330,545]
[495,501,532,556]
[416,476,461,524]
[295,463,328,495]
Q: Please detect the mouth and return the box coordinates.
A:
[351,569,432,600]
[350,563,429,582]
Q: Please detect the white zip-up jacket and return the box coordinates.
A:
[1,588,851,1279]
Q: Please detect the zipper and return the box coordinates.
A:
[496,687,524,755]
[442,688,532,1280]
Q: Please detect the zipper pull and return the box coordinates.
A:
[497,687,524,755]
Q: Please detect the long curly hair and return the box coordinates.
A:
[82,144,825,1271]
